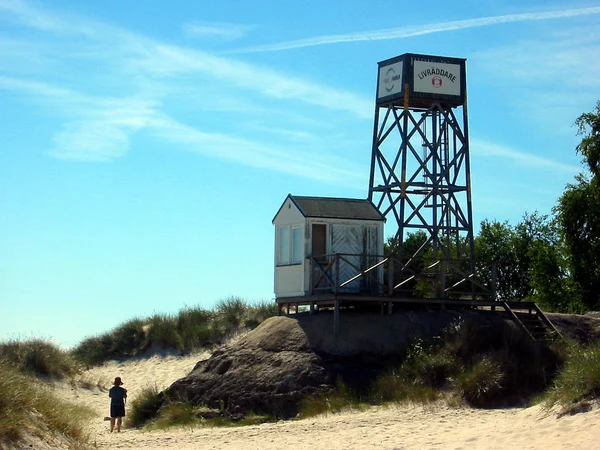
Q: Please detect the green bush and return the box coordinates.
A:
[214,297,247,332]
[455,356,504,406]
[399,340,458,389]
[298,380,365,418]
[145,313,183,351]
[111,318,148,355]
[176,307,215,351]
[72,298,277,366]
[127,384,164,428]
[245,300,278,328]
[0,339,79,379]
[370,367,439,404]
[312,317,564,414]
[370,340,456,404]
[443,317,560,405]
[72,333,116,366]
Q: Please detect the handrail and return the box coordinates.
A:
[501,302,536,342]
[308,252,495,299]
[532,303,564,339]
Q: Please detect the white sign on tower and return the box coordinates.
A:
[413,60,461,97]
[377,61,403,100]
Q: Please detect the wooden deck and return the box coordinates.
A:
[276,294,562,342]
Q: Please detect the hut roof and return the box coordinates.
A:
[285,195,385,221]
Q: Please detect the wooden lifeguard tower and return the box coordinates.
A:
[272,54,561,341]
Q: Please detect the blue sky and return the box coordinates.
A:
[1,0,599,347]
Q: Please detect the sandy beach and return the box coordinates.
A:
[52,352,600,450]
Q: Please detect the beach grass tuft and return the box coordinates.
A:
[0,356,93,447]
[127,384,165,429]
[0,338,80,379]
[544,339,600,412]
[298,380,368,418]
[72,297,277,366]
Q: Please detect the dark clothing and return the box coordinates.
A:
[109,386,127,418]
[110,403,125,418]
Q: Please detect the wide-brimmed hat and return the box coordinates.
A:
[114,377,123,386]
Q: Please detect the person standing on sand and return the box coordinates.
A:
[108,377,127,432]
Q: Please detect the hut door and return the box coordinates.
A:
[312,224,327,262]
[311,224,330,292]
[330,224,362,292]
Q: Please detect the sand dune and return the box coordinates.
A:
[56,352,600,450]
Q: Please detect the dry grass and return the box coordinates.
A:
[0,358,94,447]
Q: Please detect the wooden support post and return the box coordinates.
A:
[491,262,498,301]
[334,254,340,294]
[388,258,394,296]
[333,299,340,336]
[440,260,446,300]
[310,302,314,314]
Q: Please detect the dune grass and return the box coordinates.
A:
[544,339,600,413]
[72,297,277,366]
[0,351,93,448]
[297,317,566,418]
[0,338,80,379]
[127,384,165,429]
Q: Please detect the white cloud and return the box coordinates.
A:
[129,44,372,118]
[183,21,256,41]
[0,0,373,176]
[230,6,600,53]
[473,138,580,174]
[51,122,130,162]
[149,116,365,186]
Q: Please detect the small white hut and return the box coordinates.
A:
[273,195,385,298]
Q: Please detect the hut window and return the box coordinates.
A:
[278,226,290,265]
[277,225,303,265]
[292,227,303,263]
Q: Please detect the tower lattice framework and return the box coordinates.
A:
[368,54,477,299]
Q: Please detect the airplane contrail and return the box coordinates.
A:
[231,6,600,54]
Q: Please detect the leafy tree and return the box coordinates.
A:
[555,101,600,311]
[475,219,521,301]
[384,231,431,297]
[474,212,577,311]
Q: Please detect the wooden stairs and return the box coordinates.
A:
[501,301,563,343]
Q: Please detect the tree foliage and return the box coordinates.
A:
[473,213,582,312]
[555,101,600,311]
[380,102,599,312]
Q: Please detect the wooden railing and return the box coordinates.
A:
[308,253,495,299]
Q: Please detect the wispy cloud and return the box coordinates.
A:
[0,73,366,184]
[183,21,256,41]
[0,75,156,161]
[230,6,600,53]
[51,122,131,162]
[0,0,372,181]
[470,24,600,135]
[473,138,580,174]
[150,116,365,186]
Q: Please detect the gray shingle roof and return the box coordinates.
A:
[289,195,385,221]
